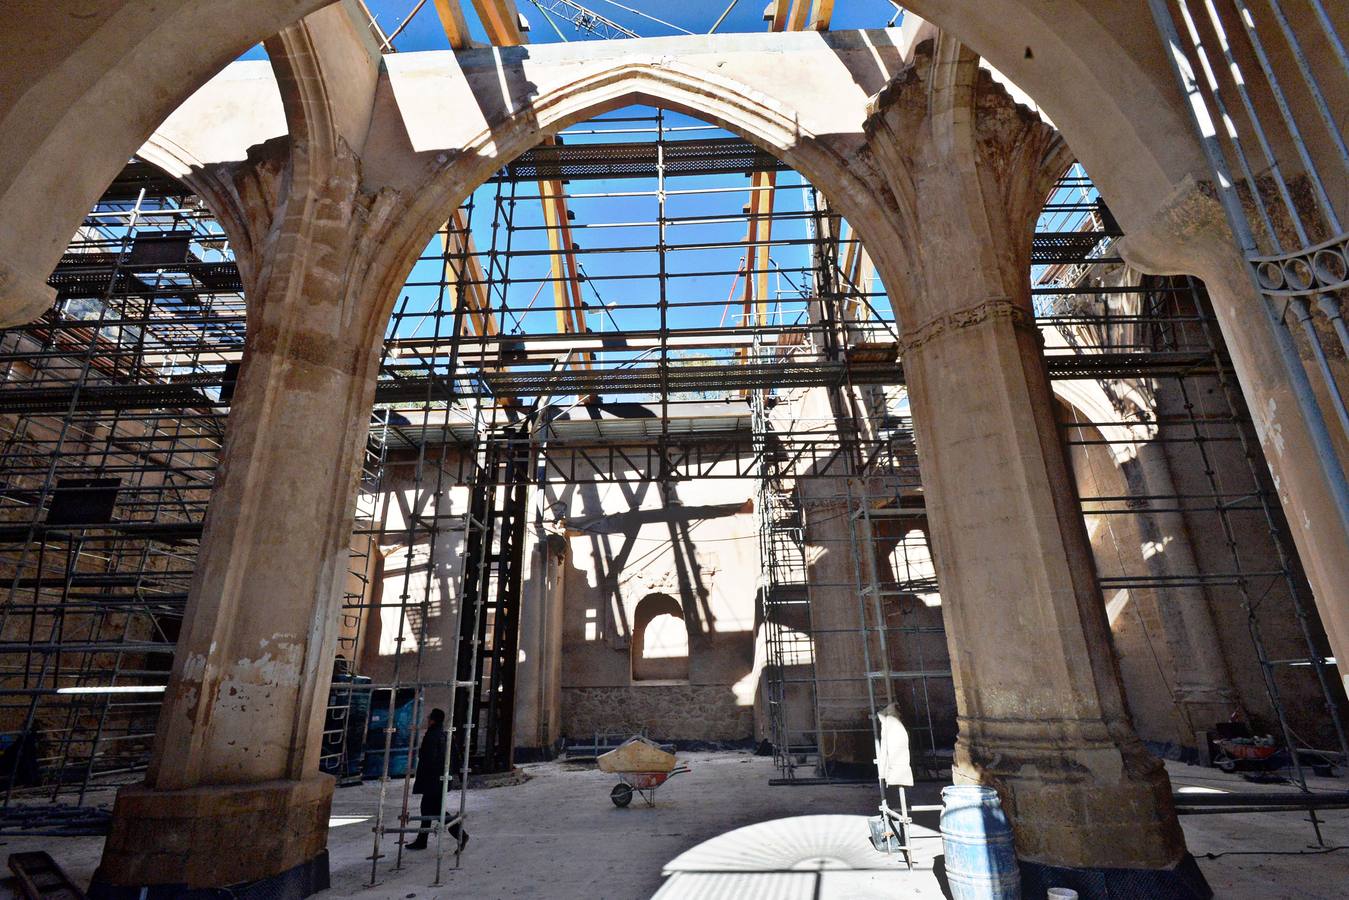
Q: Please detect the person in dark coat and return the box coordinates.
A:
[407,708,467,851]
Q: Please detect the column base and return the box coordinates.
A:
[956,716,1188,869]
[1019,852,1212,899]
[89,852,330,900]
[91,775,333,895]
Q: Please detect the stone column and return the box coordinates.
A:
[799,479,874,769]
[94,10,406,888]
[1124,443,1238,733]
[864,38,1199,889]
[514,519,566,758]
[904,303,1183,868]
[92,136,395,894]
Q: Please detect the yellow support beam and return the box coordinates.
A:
[809,0,835,31]
[432,0,473,49]
[539,169,593,367]
[738,168,777,372]
[440,208,497,337]
[751,170,777,327]
[470,0,526,46]
[852,246,874,320]
[768,0,791,32]
[840,221,859,297]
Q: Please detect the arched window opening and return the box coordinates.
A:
[632,593,689,682]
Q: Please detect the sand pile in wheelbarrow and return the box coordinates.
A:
[597,736,676,773]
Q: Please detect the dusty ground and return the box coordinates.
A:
[2,752,1346,898]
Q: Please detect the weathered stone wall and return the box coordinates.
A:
[1154,369,1345,747]
[553,458,761,745]
[561,684,753,743]
[1060,410,1192,749]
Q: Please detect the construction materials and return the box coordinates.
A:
[8,852,85,900]
[597,735,677,773]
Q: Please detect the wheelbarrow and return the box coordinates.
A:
[1214,737,1280,772]
[609,764,690,807]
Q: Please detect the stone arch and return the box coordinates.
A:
[0,1,333,327]
[632,593,689,683]
[1051,377,1156,467]
[365,59,913,342]
[0,6,1221,338]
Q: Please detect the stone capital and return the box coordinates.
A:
[863,35,1070,328]
[1114,176,1239,283]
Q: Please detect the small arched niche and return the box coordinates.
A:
[632,593,689,683]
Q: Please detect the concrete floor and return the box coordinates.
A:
[1,752,1345,898]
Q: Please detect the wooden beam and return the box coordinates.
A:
[752,170,777,326]
[852,246,874,319]
[432,0,473,49]
[840,221,860,297]
[738,168,777,371]
[787,0,811,32]
[809,0,835,31]
[768,0,791,32]
[538,168,593,368]
[440,208,497,337]
[470,0,526,46]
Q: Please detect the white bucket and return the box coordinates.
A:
[1046,890,1079,900]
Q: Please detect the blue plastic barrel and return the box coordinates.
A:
[940,784,1021,899]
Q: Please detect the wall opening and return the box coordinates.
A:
[632,593,689,682]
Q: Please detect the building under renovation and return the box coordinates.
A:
[0,1,1347,898]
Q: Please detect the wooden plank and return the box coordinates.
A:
[751,169,777,328]
[809,0,835,30]
[432,0,473,49]
[470,0,526,45]
[8,852,85,900]
[439,208,497,337]
[538,169,593,369]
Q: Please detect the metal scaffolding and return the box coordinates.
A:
[0,97,1342,881]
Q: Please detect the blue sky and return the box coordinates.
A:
[239,1,905,57]
[391,105,874,378]
[234,2,911,368]
[365,0,903,50]
[234,3,1094,390]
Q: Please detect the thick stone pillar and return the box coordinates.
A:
[905,303,1184,869]
[93,143,390,896]
[94,10,403,894]
[864,38,1202,891]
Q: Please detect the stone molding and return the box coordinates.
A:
[899,296,1036,354]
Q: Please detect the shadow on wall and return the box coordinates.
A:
[555,473,758,745]
[561,476,718,645]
